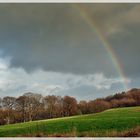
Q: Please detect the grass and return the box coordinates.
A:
[0,106,140,137]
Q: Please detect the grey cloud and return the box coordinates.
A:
[109,25,140,78]
[60,84,124,101]
[0,4,139,78]
[0,4,119,76]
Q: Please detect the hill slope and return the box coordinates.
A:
[0,106,140,137]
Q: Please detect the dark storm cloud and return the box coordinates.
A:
[109,23,140,78]
[0,4,139,78]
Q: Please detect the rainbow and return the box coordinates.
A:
[73,4,129,90]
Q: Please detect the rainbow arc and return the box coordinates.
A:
[73,4,129,90]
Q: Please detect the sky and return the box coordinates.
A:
[0,3,140,100]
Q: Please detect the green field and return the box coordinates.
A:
[0,106,140,137]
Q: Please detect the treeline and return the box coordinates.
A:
[0,88,140,125]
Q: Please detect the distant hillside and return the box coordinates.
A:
[0,106,140,137]
[0,88,140,125]
[103,88,140,108]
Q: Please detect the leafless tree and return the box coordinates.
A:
[63,96,78,116]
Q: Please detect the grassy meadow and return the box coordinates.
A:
[0,106,140,137]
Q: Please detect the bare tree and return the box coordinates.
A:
[63,96,78,116]
[16,96,28,122]
[43,95,59,118]
[2,96,16,124]
[78,100,89,114]
[0,98,2,109]
[2,96,16,110]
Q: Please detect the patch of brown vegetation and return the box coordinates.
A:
[121,126,140,137]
